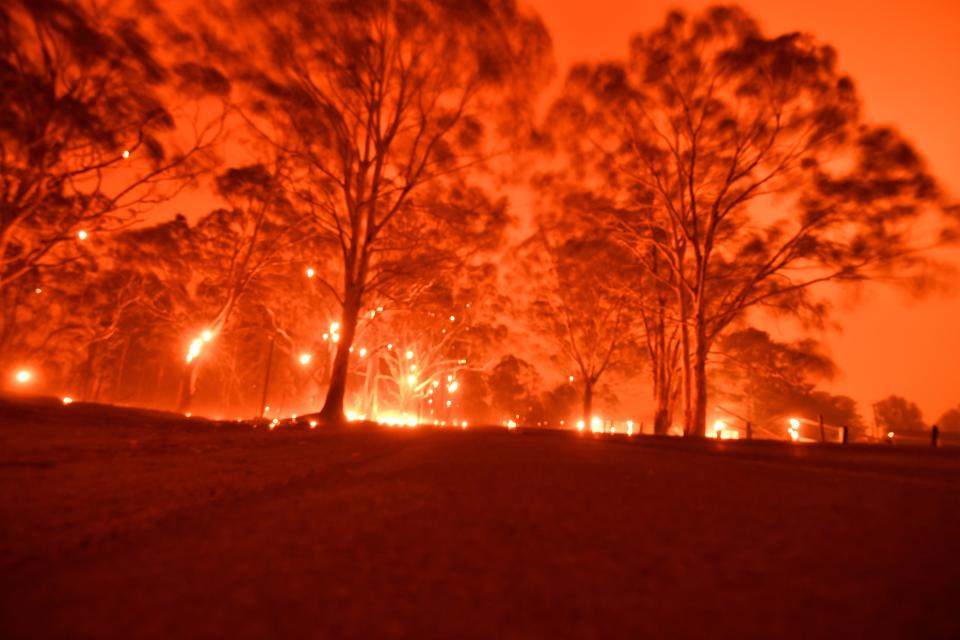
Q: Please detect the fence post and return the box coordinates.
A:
[932,424,939,448]
[842,425,849,444]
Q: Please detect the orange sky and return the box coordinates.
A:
[528,0,960,422]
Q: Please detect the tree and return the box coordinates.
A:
[201,0,551,423]
[714,327,865,438]
[937,406,960,432]
[874,395,925,434]
[175,163,309,411]
[544,6,949,435]
[518,227,640,425]
[0,0,225,298]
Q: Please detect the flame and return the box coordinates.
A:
[62,396,73,405]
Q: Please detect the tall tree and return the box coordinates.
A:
[545,6,949,435]
[203,0,551,422]
[518,228,639,425]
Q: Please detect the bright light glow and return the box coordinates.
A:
[201,330,214,342]
[306,267,315,278]
[186,338,203,363]
[387,343,393,350]
[330,322,340,333]
[447,380,459,393]
[309,420,317,428]
[359,347,367,358]
[789,418,801,429]
[62,396,73,405]
[887,431,895,439]
[122,149,130,159]
[185,412,192,417]
[712,420,727,438]
[445,400,452,407]
[568,375,574,383]
[34,288,42,294]
[627,420,634,436]
[405,350,414,360]
[506,419,517,429]
[576,420,585,432]
[77,230,88,240]
[374,411,418,428]
[407,374,417,387]
[789,428,800,442]
[14,369,32,384]
[461,421,468,429]
[299,353,312,366]
[331,334,340,343]
[591,417,603,434]
[449,315,455,322]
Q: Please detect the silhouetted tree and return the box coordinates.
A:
[714,328,864,437]
[196,0,551,423]
[518,228,640,425]
[937,405,960,432]
[874,395,926,433]
[544,6,950,435]
[0,0,225,301]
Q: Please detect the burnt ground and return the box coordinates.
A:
[1,396,959,639]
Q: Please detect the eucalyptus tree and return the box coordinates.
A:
[0,0,226,298]
[545,6,949,435]
[204,0,552,422]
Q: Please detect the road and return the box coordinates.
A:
[1,398,959,638]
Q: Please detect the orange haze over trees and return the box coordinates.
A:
[2,0,958,433]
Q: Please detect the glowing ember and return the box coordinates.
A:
[34,288,42,294]
[299,353,312,365]
[358,347,367,358]
[305,267,315,278]
[447,380,459,393]
[309,420,317,428]
[405,350,414,360]
[506,419,517,429]
[62,396,73,405]
[122,149,130,159]
[77,230,88,240]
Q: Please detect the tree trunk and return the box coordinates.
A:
[318,292,361,424]
[679,291,693,434]
[689,318,709,437]
[582,379,593,425]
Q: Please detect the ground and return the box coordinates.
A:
[1,396,958,639]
